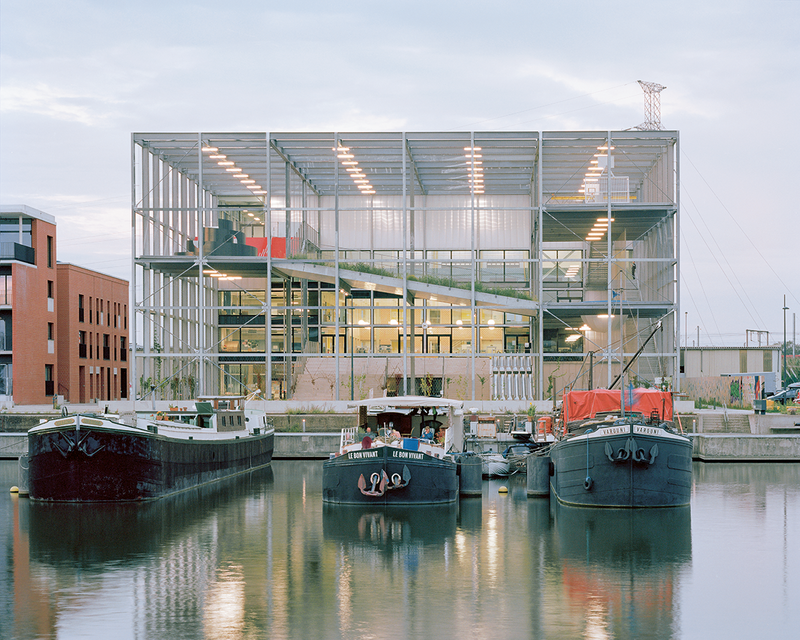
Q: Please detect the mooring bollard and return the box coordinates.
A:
[527,455,550,498]
[458,455,483,497]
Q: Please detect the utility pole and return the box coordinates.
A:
[783,295,789,387]
[635,80,667,131]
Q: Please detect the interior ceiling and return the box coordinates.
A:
[135,130,677,242]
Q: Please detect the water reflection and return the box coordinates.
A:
[11,467,274,640]
[2,460,799,639]
[551,505,692,640]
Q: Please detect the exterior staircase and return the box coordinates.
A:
[697,412,752,434]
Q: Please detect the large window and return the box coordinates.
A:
[0,218,32,247]
[543,249,583,303]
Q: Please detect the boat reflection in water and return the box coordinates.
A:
[552,503,692,638]
[26,465,275,567]
[13,467,274,640]
[323,502,458,560]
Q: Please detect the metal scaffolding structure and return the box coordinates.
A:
[131,130,679,404]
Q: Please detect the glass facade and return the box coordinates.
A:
[132,131,678,402]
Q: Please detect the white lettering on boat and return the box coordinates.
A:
[392,451,424,460]
[349,450,380,459]
[598,426,629,436]
[634,425,661,437]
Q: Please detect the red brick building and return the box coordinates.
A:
[0,205,129,405]
[57,264,129,403]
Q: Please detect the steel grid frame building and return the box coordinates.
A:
[131,130,679,403]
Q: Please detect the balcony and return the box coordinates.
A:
[0,243,35,265]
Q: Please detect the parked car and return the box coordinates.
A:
[770,387,799,404]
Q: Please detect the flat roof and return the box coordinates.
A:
[0,204,56,225]
[133,130,677,203]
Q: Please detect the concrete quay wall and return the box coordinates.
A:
[692,434,800,461]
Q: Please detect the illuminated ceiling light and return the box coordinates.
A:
[354,179,370,184]
[252,190,267,195]
[597,145,615,150]
[233,173,248,178]
[361,190,376,195]
[584,178,599,183]
[246,184,262,190]
[597,217,615,222]
[241,179,255,184]
[203,269,217,274]
[202,146,218,153]
[456,319,463,325]
[487,319,495,325]
[218,161,235,166]
[565,334,582,343]
[464,146,482,151]
[253,217,261,221]
[208,154,226,159]
[247,212,255,217]
[338,153,354,159]
[342,161,359,166]
[580,324,591,331]
[335,146,349,152]
[225,167,241,172]
[598,314,615,319]
[389,318,398,325]
[357,184,373,190]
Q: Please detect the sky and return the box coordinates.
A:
[1,0,798,348]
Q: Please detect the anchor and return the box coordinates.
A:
[605,438,659,465]
[358,470,389,497]
[357,465,412,497]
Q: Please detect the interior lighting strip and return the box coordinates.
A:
[465,146,484,194]
[336,146,375,195]
[202,143,267,197]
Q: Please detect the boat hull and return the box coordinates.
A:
[322,446,458,505]
[28,419,274,502]
[549,423,692,508]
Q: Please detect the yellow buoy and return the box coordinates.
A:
[9,486,19,493]
[498,486,508,494]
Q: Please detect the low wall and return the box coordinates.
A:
[692,434,800,461]
[275,433,339,459]
[0,433,27,459]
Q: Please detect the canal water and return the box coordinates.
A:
[1,459,798,640]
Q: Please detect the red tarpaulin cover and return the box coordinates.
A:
[562,388,673,426]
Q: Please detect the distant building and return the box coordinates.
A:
[0,205,129,406]
[56,264,129,403]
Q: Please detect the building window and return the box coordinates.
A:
[103,334,110,360]
[79,331,87,358]
[47,280,54,299]
[120,336,127,362]
[47,236,54,268]
[0,274,11,305]
[48,323,54,340]
[79,294,85,322]
[45,364,54,396]
[0,363,11,396]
